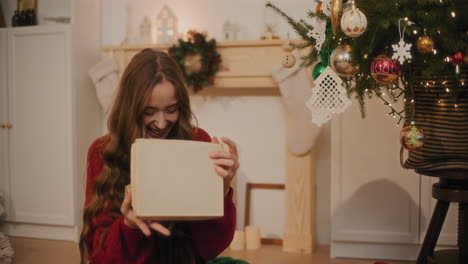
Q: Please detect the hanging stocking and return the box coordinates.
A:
[271,51,322,156]
[88,58,119,114]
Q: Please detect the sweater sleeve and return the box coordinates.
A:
[84,137,155,264]
[190,128,237,260]
[190,189,236,260]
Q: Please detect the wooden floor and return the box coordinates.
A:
[8,237,415,264]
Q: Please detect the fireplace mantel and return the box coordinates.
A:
[101,39,316,254]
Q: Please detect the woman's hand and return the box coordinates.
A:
[210,137,240,197]
[121,187,171,237]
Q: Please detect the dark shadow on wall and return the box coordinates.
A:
[332,178,424,243]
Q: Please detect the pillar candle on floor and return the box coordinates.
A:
[229,230,245,250]
[245,225,261,250]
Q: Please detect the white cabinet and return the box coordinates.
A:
[0,0,101,242]
[331,98,457,261]
[7,26,74,226]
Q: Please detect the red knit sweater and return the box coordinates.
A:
[84,128,236,264]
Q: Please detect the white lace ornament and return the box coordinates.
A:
[307,18,327,50]
[322,0,332,17]
[306,66,352,126]
[392,18,413,64]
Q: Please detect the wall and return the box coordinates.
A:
[102,0,332,245]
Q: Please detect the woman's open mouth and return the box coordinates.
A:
[147,126,165,138]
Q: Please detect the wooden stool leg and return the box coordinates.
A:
[417,200,450,264]
[459,202,468,264]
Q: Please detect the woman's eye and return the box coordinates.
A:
[166,108,178,114]
[143,111,154,116]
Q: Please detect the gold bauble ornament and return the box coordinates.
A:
[330,0,343,35]
[417,35,435,54]
[315,2,323,15]
[329,44,359,77]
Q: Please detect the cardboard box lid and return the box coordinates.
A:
[131,139,225,221]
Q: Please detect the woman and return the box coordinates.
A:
[79,49,238,264]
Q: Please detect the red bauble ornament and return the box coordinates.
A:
[450,51,465,65]
[370,55,401,84]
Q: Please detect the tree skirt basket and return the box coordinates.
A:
[402,67,468,172]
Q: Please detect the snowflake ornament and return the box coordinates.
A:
[307,18,327,50]
[392,39,412,64]
[306,66,352,126]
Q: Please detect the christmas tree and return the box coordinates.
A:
[267,0,468,121]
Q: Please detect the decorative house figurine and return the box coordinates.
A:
[139,16,152,44]
[222,19,233,41]
[222,19,240,41]
[156,5,178,44]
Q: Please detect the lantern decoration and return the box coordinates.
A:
[371,55,401,84]
[340,1,367,38]
[330,44,360,77]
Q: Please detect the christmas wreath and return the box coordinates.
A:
[169,31,222,92]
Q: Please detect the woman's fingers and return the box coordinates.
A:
[221,137,238,156]
[121,186,170,237]
[149,221,171,237]
[210,151,234,160]
[121,187,132,214]
[211,136,220,144]
[213,158,236,168]
[122,187,151,236]
[214,165,230,178]
[134,217,152,236]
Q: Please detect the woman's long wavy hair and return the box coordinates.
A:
[79,49,199,264]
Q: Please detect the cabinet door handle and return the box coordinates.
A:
[0,123,5,128]
[6,123,13,129]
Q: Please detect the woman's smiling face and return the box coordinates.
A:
[142,79,179,139]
